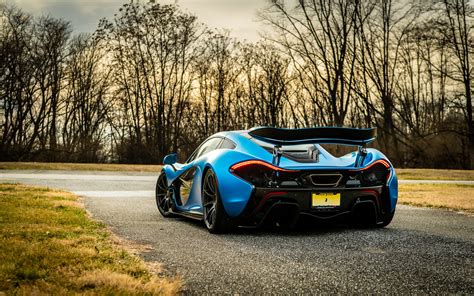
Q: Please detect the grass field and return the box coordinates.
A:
[398,183,474,214]
[0,184,180,295]
[395,168,474,181]
[1,162,474,180]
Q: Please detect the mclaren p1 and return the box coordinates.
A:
[155,127,398,233]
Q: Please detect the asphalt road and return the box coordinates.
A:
[1,170,473,294]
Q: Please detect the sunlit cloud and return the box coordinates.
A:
[3,0,267,41]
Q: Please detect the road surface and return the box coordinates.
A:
[1,170,473,294]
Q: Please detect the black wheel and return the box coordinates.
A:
[375,209,395,228]
[202,169,232,233]
[155,173,175,217]
[351,207,395,228]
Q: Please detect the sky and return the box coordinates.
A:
[4,0,269,42]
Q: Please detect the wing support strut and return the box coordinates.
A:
[272,145,282,166]
[355,145,367,167]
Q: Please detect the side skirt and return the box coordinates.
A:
[171,210,203,221]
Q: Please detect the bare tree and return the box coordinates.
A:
[0,0,472,169]
[0,6,70,161]
[0,5,35,159]
[261,0,361,127]
[438,0,473,168]
[354,0,417,161]
[99,1,202,162]
[32,16,71,159]
[61,34,112,162]
[238,42,291,127]
[193,31,240,135]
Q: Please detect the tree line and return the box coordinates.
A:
[0,0,472,169]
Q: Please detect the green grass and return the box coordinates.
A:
[0,184,180,295]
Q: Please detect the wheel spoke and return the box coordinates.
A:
[206,174,216,193]
[203,201,214,208]
[160,197,167,209]
[156,174,174,216]
[206,206,215,225]
[209,207,216,224]
[203,188,214,198]
[211,178,217,193]
[207,177,216,193]
[158,179,167,192]
[203,171,221,229]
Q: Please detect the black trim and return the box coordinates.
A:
[218,137,237,150]
[173,210,203,220]
[248,126,377,146]
[238,185,387,227]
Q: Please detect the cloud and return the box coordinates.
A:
[4,0,122,33]
[179,0,268,41]
[5,0,45,11]
[4,0,267,41]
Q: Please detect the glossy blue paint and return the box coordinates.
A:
[363,148,398,213]
[159,127,398,218]
[163,153,177,165]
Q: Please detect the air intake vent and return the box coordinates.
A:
[308,174,342,187]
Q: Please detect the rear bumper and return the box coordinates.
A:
[237,185,392,227]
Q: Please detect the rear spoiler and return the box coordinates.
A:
[248,126,377,146]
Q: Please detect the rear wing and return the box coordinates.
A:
[248,126,377,146]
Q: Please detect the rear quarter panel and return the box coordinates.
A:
[364,148,398,212]
[201,149,257,217]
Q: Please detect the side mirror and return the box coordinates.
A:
[163,153,177,165]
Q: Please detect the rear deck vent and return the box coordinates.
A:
[309,174,342,187]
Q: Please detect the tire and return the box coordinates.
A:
[351,201,395,228]
[374,209,395,228]
[202,169,233,233]
[352,209,395,228]
[155,173,175,217]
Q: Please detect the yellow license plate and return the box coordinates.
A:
[312,192,341,207]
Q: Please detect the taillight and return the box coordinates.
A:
[352,159,391,186]
[360,159,390,170]
[230,160,299,187]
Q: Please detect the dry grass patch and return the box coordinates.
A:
[398,183,474,213]
[77,270,178,295]
[0,162,162,172]
[396,168,474,180]
[0,184,181,295]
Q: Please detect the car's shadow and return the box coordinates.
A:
[177,215,393,237]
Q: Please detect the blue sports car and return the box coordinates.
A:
[155,127,398,233]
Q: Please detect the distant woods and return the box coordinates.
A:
[0,0,473,168]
